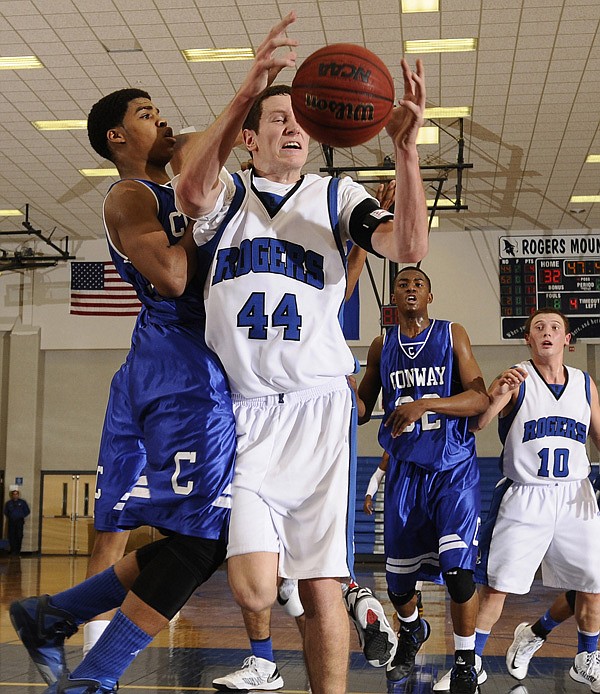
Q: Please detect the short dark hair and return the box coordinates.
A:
[242,84,292,133]
[87,88,151,162]
[524,307,570,335]
[394,266,432,291]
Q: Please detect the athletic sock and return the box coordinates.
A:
[475,628,490,657]
[399,607,420,632]
[577,628,600,654]
[533,610,560,638]
[83,620,111,658]
[70,610,152,690]
[250,637,275,662]
[454,633,476,653]
[50,567,127,623]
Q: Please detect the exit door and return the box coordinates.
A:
[41,473,96,554]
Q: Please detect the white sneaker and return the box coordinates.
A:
[432,654,487,691]
[570,651,600,693]
[506,623,545,680]
[212,656,284,691]
[277,578,304,618]
[343,585,397,667]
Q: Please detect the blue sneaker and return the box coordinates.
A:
[44,674,113,694]
[10,595,78,685]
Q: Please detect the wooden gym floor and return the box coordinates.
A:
[0,555,590,694]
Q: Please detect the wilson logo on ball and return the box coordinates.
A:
[303,93,375,123]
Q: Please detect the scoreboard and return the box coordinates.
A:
[500,235,600,340]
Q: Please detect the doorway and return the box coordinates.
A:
[41,472,96,555]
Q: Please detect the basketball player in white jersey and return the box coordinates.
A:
[213,184,396,692]
[175,12,428,693]
[460,308,600,692]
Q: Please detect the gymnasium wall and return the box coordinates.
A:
[1,227,599,552]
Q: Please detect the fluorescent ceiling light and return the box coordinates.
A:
[585,155,600,163]
[427,198,456,206]
[402,0,439,12]
[80,168,119,177]
[405,38,477,53]
[33,120,87,131]
[182,47,254,62]
[430,216,439,228]
[425,106,472,119]
[357,170,395,179]
[0,209,23,216]
[570,195,600,203]
[417,126,439,145]
[0,55,43,70]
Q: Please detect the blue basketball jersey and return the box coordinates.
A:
[96,179,236,539]
[105,179,205,324]
[378,319,476,471]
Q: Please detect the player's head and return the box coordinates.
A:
[242,85,309,174]
[524,308,571,354]
[87,88,175,167]
[392,266,433,315]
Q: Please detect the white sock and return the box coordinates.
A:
[399,607,419,623]
[454,632,476,652]
[83,620,110,658]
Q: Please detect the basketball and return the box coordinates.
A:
[291,43,395,148]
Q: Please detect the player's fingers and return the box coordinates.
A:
[268,10,297,40]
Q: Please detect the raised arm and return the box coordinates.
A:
[371,59,428,263]
[472,365,528,432]
[384,323,489,438]
[357,335,384,424]
[175,13,298,219]
[345,182,395,299]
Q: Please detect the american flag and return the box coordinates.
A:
[70,261,141,316]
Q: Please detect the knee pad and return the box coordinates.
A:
[135,537,170,570]
[565,590,577,613]
[132,534,226,619]
[277,579,304,618]
[443,568,476,604]
[388,587,416,611]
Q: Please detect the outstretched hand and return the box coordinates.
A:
[238,12,299,103]
[385,58,426,151]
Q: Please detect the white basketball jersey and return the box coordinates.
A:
[201,170,360,398]
[500,360,592,484]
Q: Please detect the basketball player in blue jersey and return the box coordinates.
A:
[356,266,489,694]
[175,12,428,694]
[462,308,600,692]
[10,88,237,694]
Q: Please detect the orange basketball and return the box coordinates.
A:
[291,43,395,148]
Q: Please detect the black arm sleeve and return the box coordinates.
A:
[347,197,394,257]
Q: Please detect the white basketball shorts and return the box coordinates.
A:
[485,478,600,594]
[226,376,354,580]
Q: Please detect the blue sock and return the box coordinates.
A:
[475,628,490,657]
[250,637,274,662]
[577,629,599,654]
[50,567,127,623]
[70,610,153,689]
[539,610,561,634]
